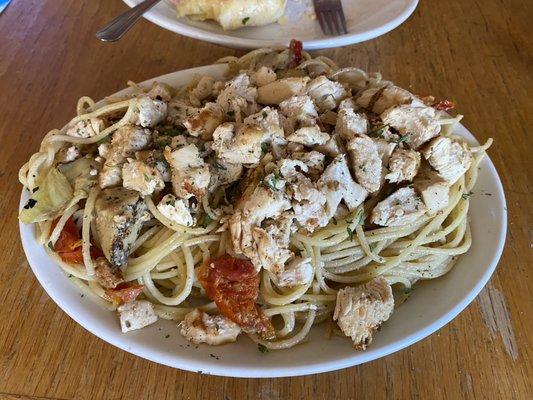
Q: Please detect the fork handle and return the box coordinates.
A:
[96,0,161,42]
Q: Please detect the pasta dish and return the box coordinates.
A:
[18,42,491,351]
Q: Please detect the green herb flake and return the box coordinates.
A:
[346,227,354,241]
[242,17,250,25]
[143,173,150,182]
[258,344,268,353]
[368,124,390,137]
[369,243,377,252]
[160,126,186,137]
[404,287,413,295]
[262,173,281,192]
[461,191,474,200]
[47,241,54,251]
[97,136,110,145]
[355,210,365,226]
[392,135,409,144]
[261,142,269,153]
[201,215,213,228]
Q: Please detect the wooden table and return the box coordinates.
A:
[1,0,531,398]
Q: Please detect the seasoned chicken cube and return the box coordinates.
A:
[167,100,199,126]
[251,219,294,273]
[164,144,211,199]
[99,125,152,189]
[422,136,472,184]
[118,300,158,333]
[273,257,314,287]
[216,73,257,115]
[287,126,330,146]
[346,135,382,193]
[257,77,310,105]
[243,107,285,144]
[94,257,124,289]
[381,105,441,150]
[287,172,327,232]
[414,171,450,214]
[209,158,243,189]
[335,108,368,141]
[370,187,427,226]
[212,122,267,164]
[65,117,104,138]
[291,150,326,178]
[333,277,394,349]
[135,149,171,182]
[315,134,344,157]
[317,155,368,224]
[56,145,80,163]
[122,160,164,196]
[131,96,168,128]
[306,76,349,112]
[356,84,415,114]
[95,187,150,267]
[189,76,215,106]
[278,159,309,179]
[279,95,318,133]
[179,309,241,346]
[251,66,277,87]
[157,194,194,226]
[372,138,397,165]
[385,148,421,183]
[183,102,225,140]
[147,82,173,102]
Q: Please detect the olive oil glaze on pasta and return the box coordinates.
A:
[19,43,491,350]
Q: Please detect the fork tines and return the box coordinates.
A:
[313,0,348,36]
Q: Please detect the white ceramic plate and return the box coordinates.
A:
[122,0,419,49]
[19,64,507,377]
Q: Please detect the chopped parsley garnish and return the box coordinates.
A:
[262,111,268,118]
[23,198,37,209]
[201,215,213,228]
[368,124,390,137]
[242,17,250,25]
[355,210,365,225]
[166,199,176,207]
[404,287,413,295]
[392,135,409,144]
[258,344,268,353]
[346,227,354,241]
[261,142,269,153]
[143,173,150,182]
[262,173,281,191]
[160,126,186,137]
[461,191,474,200]
[369,243,377,252]
[32,187,39,193]
[47,241,54,251]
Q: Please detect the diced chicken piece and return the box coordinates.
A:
[257,77,310,105]
[356,84,415,114]
[164,144,211,199]
[306,76,349,112]
[335,108,368,140]
[122,160,164,196]
[95,187,150,267]
[287,126,330,146]
[135,149,171,182]
[179,309,241,345]
[243,107,286,147]
[422,136,472,184]
[381,105,441,150]
[346,135,382,193]
[320,110,338,126]
[251,66,277,87]
[251,218,294,273]
[99,125,152,189]
[372,138,397,165]
[56,145,80,163]
[189,76,215,106]
[118,300,158,333]
[317,155,368,224]
[147,82,173,102]
[212,122,266,164]
[183,102,225,140]
[65,118,104,138]
[333,277,394,349]
[370,187,427,226]
[291,150,326,177]
[131,96,168,128]
[385,148,421,183]
[414,171,450,214]
[273,257,314,287]
[166,100,199,126]
[279,95,318,133]
[338,97,357,111]
[315,134,344,157]
[210,158,243,189]
[278,159,309,180]
[157,194,194,226]
[94,257,124,289]
[216,73,257,116]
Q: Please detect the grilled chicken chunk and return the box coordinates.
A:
[346,135,382,193]
[94,257,124,289]
[385,148,421,183]
[95,187,150,267]
[179,309,241,345]
[422,136,472,184]
[356,84,417,114]
[273,256,314,287]
[414,170,450,214]
[118,300,158,333]
[370,187,427,227]
[257,77,310,105]
[306,76,349,112]
[333,277,394,349]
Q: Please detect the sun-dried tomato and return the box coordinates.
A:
[434,99,455,111]
[288,39,304,68]
[105,283,144,304]
[51,217,103,265]
[198,255,275,340]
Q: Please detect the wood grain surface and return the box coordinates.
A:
[0,0,532,399]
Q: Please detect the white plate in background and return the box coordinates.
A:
[19,64,507,377]
[122,0,419,49]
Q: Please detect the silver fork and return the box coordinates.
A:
[313,0,348,36]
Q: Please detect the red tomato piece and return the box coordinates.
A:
[105,283,144,304]
[288,39,303,68]
[51,217,103,265]
[434,99,455,111]
[197,255,275,340]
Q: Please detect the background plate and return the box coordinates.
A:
[19,64,507,377]
[122,0,419,49]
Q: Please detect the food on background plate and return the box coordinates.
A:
[19,41,492,351]
[171,0,288,30]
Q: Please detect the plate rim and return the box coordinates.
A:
[18,64,507,377]
[122,0,419,50]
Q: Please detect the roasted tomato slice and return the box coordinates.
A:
[434,99,455,111]
[197,255,275,340]
[288,39,303,68]
[105,283,144,304]
[51,217,103,265]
